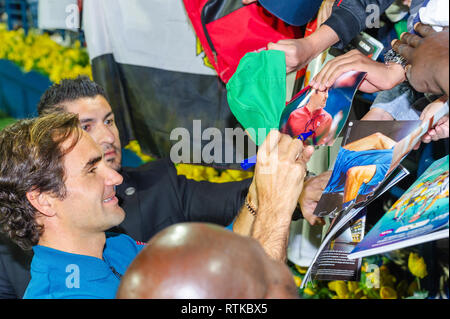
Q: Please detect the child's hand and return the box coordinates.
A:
[310,49,406,93]
[420,97,449,144]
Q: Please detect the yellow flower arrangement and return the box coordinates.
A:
[0,24,92,83]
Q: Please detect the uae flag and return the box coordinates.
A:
[82,0,252,167]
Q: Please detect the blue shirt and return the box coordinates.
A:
[324,147,394,198]
[23,233,145,299]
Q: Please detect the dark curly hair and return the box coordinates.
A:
[0,112,81,250]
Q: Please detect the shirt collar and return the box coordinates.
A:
[31,242,114,281]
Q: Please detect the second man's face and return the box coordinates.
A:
[64,96,122,171]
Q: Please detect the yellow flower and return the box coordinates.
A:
[328,281,348,298]
[380,286,397,299]
[408,252,428,279]
[303,288,316,296]
[295,264,308,275]
[347,281,359,293]
[293,275,302,288]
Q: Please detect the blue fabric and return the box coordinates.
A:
[258,0,323,26]
[370,82,422,120]
[23,233,145,299]
[324,147,394,198]
[121,148,144,168]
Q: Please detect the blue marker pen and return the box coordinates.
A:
[240,130,315,170]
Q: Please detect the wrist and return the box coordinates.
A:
[308,25,339,57]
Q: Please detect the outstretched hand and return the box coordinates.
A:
[392,23,449,96]
[310,49,406,93]
[299,171,332,226]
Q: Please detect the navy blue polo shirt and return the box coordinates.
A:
[23,233,145,299]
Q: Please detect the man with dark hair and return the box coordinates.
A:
[0,113,145,298]
[0,113,313,298]
[116,223,299,299]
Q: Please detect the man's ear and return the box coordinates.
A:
[26,190,56,218]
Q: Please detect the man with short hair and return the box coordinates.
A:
[0,113,145,298]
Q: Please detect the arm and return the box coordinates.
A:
[267,24,339,73]
[250,131,314,261]
[343,132,396,151]
[323,0,396,50]
[344,165,377,203]
[310,49,406,92]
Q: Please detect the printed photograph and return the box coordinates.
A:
[279,71,366,146]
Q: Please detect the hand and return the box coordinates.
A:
[392,23,449,96]
[252,130,314,261]
[267,38,316,74]
[254,131,314,218]
[298,171,332,226]
[242,0,257,4]
[419,97,449,145]
[310,49,406,93]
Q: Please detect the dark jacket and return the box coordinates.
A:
[0,158,251,298]
[323,0,395,49]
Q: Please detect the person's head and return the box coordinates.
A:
[0,112,124,250]
[306,89,328,111]
[38,76,122,171]
[116,223,299,299]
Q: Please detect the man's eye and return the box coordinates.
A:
[88,167,97,174]
[81,124,91,132]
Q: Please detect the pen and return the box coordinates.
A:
[240,130,314,170]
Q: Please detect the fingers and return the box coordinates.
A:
[392,39,414,62]
[300,145,315,164]
[400,32,422,48]
[311,50,363,90]
[286,137,303,162]
[258,130,281,161]
[242,0,257,4]
[414,22,436,37]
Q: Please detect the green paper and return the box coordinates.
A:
[227,50,287,145]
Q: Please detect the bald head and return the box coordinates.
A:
[116,223,299,299]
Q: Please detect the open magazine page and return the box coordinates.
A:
[309,209,366,282]
[279,71,366,146]
[300,166,409,288]
[349,155,449,259]
[313,120,421,218]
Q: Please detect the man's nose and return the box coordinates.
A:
[104,165,123,186]
[96,124,115,145]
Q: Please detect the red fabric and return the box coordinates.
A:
[183,1,303,83]
[282,107,332,144]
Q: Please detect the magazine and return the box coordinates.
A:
[300,165,409,287]
[348,155,449,259]
[279,71,366,147]
[309,209,367,282]
[313,120,422,218]
[300,103,449,287]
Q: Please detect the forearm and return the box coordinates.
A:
[232,197,256,236]
[307,24,339,60]
[323,0,395,49]
[251,207,292,262]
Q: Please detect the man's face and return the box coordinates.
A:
[64,96,122,171]
[52,131,125,234]
[307,89,328,111]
